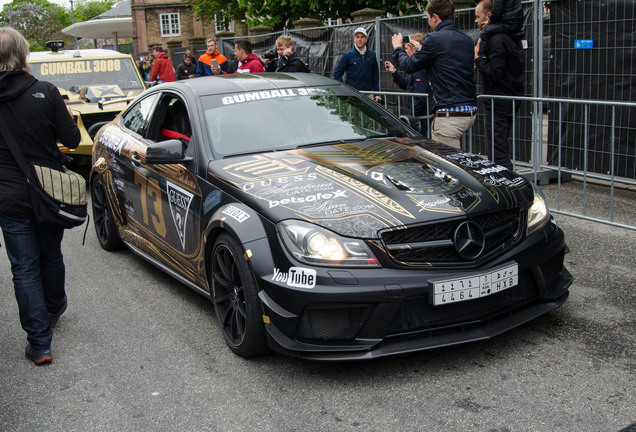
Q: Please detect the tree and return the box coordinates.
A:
[186,0,244,31]
[186,0,425,31]
[72,0,116,23]
[0,0,72,50]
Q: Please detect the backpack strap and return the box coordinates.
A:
[0,103,32,180]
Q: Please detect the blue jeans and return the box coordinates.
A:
[0,215,66,350]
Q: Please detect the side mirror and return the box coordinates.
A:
[145,139,191,164]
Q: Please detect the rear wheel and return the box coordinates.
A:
[210,233,268,357]
[91,177,123,251]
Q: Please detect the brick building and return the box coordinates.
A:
[131,0,245,56]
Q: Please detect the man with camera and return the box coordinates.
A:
[384,33,431,136]
[263,47,278,72]
[391,0,477,148]
[264,35,310,73]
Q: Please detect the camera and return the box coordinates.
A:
[403,34,411,44]
[262,48,278,60]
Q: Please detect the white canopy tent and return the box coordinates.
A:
[61,0,132,51]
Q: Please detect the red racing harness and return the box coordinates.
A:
[160,128,190,141]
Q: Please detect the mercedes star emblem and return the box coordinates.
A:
[453,221,486,260]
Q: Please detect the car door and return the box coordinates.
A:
[119,91,206,287]
[104,91,159,227]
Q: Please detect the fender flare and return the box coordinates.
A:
[205,202,273,245]
[203,202,278,291]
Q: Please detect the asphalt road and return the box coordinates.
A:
[1,184,634,432]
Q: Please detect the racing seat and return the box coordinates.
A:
[160,101,191,143]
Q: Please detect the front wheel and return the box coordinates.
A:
[210,233,268,357]
[91,177,123,251]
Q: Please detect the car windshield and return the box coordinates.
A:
[201,87,413,157]
[29,57,144,91]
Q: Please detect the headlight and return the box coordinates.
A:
[526,183,550,236]
[278,220,380,267]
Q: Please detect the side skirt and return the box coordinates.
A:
[124,241,212,300]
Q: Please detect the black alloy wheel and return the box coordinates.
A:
[91,177,123,251]
[210,233,268,357]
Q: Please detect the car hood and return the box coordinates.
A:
[60,86,144,109]
[208,138,533,238]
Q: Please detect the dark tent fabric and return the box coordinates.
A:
[546,0,636,178]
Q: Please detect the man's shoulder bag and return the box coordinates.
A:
[0,106,87,229]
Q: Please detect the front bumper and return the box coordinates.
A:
[251,220,572,361]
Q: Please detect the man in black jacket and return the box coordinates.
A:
[391,0,477,149]
[474,0,525,170]
[176,53,196,80]
[477,0,523,56]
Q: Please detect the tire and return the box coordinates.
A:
[88,121,111,140]
[91,177,124,251]
[210,233,268,357]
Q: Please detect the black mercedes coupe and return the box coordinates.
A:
[90,73,572,360]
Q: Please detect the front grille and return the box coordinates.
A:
[380,209,523,267]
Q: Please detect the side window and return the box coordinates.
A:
[122,93,159,137]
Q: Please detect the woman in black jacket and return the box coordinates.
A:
[0,26,80,365]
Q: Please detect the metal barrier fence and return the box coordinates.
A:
[216,0,635,229]
[476,94,635,231]
[363,89,636,230]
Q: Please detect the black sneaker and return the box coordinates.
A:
[25,344,53,365]
[49,302,67,329]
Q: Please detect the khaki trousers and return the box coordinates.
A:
[431,113,477,149]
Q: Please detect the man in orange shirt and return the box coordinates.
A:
[197,38,228,76]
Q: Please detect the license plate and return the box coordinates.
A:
[431,263,519,306]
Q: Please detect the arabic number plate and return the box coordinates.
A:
[431,263,519,306]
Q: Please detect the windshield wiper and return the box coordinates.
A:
[222,148,276,158]
[296,138,371,148]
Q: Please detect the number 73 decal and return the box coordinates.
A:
[134,171,193,250]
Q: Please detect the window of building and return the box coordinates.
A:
[214,14,234,33]
[160,13,181,37]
